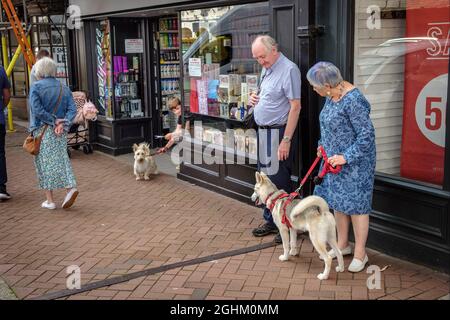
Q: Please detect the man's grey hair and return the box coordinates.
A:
[306,61,343,88]
[34,57,57,79]
[252,35,278,52]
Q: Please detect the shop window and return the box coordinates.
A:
[354,0,449,187]
[181,3,269,158]
[92,19,145,120]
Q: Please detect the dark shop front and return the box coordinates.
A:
[68,0,449,272]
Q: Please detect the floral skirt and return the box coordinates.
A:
[34,126,77,190]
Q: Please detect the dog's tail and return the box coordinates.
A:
[291,195,330,218]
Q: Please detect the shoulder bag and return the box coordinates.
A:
[23,83,63,156]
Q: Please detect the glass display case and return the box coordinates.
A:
[158,16,181,133]
[181,4,269,124]
[89,18,150,156]
[177,3,269,203]
[94,19,145,120]
[179,3,269,160]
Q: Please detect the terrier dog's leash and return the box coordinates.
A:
[149,147,167,157]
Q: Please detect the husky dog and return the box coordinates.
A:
[133,143,158,180]
[251,172,344,280]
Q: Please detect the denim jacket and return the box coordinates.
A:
[29,77,77,133]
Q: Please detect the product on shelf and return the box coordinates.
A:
[194,125,203,140]
[203,63,220,80]
[246,74,258,95]
[247,136,257,155]
[212,130,224,146]
[207,99,220,117]
[218,75,229,104]
[197,80,208,115]
[234,129,246,153]
[130,99,143,117]
[203,128,214,143]
[229,103,238,120]
[241,83,248,105]
[132,56,139,70]
[219,103,229,118]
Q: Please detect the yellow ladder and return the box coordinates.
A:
[1,0,35,68]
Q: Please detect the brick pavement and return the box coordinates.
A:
[0,125,448,300]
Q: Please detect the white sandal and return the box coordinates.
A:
[41,200,56,210]
[348,254,369,272]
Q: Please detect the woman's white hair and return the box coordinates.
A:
[34,57,57,79]
[306,61,343,88]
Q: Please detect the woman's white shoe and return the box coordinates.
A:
[348,254,369,272]
[62,188,78,209]
[41,200,56,210]
[320,245,352,260]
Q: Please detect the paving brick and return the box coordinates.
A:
[191,288,210,300]
[410,289,449,300]
[351,286,368,300]
[391,288,423,299]
[270,287,288,300]
[303,290,334,299]
[223,290,255,299]
[287,284,304,297]
[227,279,245,291]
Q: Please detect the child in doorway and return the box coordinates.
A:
[159,96,190,152]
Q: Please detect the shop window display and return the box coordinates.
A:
[159,17,181,132]
[94,19,145,120]
[354,0,448,187]
[181,3,269,158]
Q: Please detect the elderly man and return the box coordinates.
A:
[249,35,301,243]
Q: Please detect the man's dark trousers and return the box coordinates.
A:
[257,126,294,227]
[0,124,7,189]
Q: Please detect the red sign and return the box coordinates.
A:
[401,1,449,185]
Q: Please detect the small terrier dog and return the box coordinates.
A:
[133,143,158,180]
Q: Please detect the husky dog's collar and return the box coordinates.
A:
[265,191,289,211]
[265,191,295,229]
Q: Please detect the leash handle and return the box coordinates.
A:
[318,146,342,177]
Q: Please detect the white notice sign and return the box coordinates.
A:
[125,39,144,53]
[189,58,202,77]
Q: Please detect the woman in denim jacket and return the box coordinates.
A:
[29,57,79,210]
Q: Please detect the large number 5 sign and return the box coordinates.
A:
[416,74,447,148]
[425,97,443,131]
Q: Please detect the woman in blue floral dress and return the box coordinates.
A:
[307,61,376,273]
[29,57,78,210]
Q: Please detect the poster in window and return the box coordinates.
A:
[52,47,67,77]
[401,0,449,185]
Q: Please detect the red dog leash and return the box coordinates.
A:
[269,146,342,229]
[313,146,342,185]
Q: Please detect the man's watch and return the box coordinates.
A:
[282,136,291,143]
